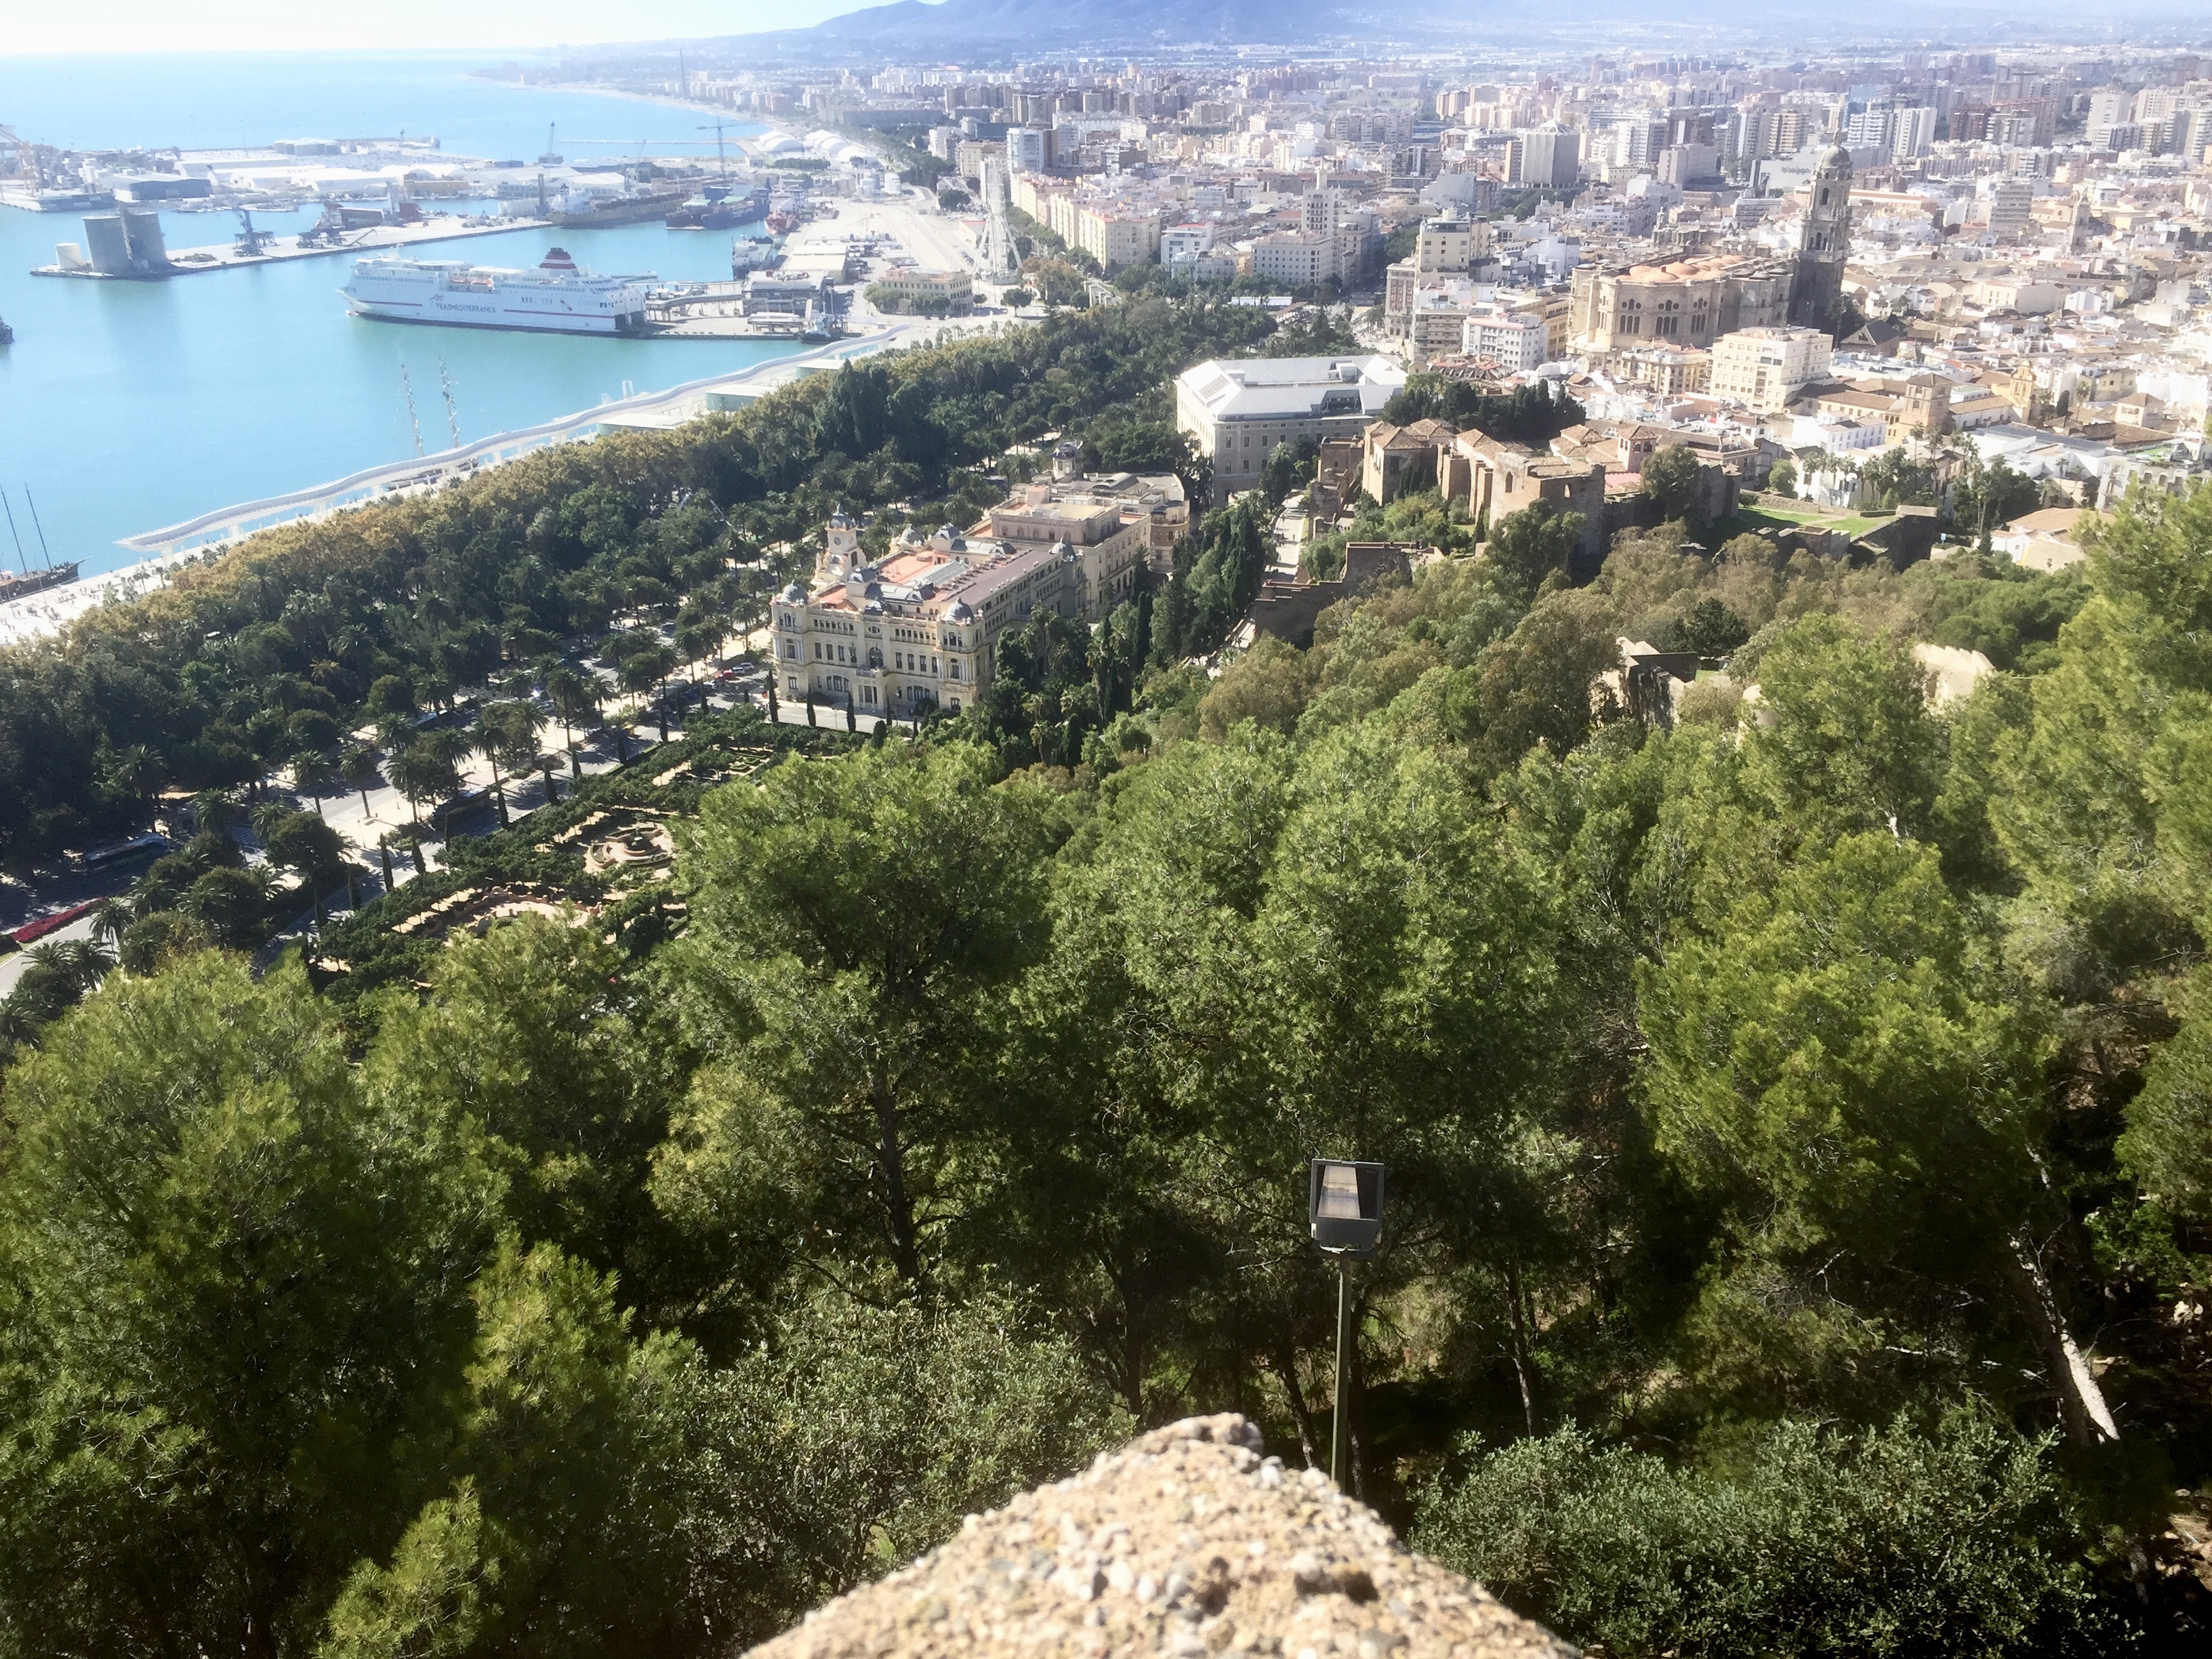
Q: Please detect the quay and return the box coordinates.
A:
[30,211,549,279]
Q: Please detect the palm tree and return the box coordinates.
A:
[621,643,678,721]
[25,938,115,997]
[88,895,136,949]
[340,744,383,819]
[676,624,712,702]
[191,789,241,836]
[416,725,472,775]
[619,653,661,720]
[291,751,340,819]
[386,743,459,832]
[472,701,540,829]
[102,743,163,815]
[544,664,594,779]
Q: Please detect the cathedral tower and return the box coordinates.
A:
[1788,144,1851,335]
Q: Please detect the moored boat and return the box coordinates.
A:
[547,188,687,230]
[341,247,649,335]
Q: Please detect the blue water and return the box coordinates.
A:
[0,52,802,577]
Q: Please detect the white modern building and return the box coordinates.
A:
[1710,325,1835,413]
[1461,306,1550,371]
[1250,232,1338,286]
[1174,354,1408,493]
[1160,223,1216,264]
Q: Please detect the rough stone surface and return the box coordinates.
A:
[746,1414,1576,1659]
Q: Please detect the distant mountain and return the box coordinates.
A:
[742,0,1736,56]
[806,0,1376,49]
[714,0,2173,64]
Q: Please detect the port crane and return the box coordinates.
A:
[697,120,735,181]
[232,209,271,258]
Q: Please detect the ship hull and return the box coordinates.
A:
[341,251,649,337]
[668,208,745,230]
[0,188,115,213]
[0,562,81,600]
[548,193,686,229]
[347,306,647,337]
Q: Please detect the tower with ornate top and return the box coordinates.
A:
[1787,143,1851,335]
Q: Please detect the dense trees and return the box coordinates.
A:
[1380,373,1584,448]
[0,297,1288,869]
[1415,1413,2112,1658]
[667,743,1059,1288]
[1151,497,1271,662]
[0,931,1120,1659]
[9,286,2212,1655]
[0,956,498,1656]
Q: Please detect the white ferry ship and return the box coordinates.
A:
[340,247,649,335]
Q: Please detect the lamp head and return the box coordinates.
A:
[1309,1158,1384,1258]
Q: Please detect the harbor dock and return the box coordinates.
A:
[31,212,549,279]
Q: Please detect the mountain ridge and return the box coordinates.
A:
[706,0,2179,59]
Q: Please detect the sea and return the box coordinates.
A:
[0,51,806,579]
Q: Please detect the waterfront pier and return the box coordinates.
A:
[30,211,550,279]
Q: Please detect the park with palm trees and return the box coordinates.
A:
[0,587,790,1045]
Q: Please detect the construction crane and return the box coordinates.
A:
[697,119,735,181]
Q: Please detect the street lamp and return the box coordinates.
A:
[1309,1158,1384,1491]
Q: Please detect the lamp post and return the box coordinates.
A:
[1309,1158,1384,1492]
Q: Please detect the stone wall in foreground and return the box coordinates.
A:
[748,1414,1575,1659]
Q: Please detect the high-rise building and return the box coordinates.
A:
[1985,178,2034,243]
[1889,107,1940,160]
[1521,123,1580,188]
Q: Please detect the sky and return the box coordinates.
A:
[0,1,880,54]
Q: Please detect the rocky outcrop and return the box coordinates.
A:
[747,1414,1574,1659]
